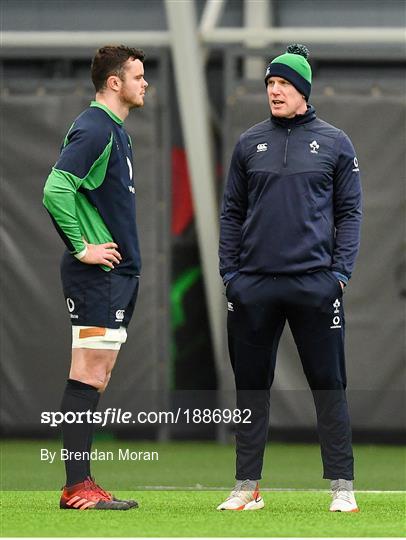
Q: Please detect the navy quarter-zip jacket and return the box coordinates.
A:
[219,105,362,281]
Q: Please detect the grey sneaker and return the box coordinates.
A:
[217,480,264,511]
[329,479,359,512]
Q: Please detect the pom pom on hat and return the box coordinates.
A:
[286,43,309,58]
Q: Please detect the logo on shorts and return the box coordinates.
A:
[66,298,78,319]
[330,298,341,329]
[115,309,125,322]
[227,302,234,312]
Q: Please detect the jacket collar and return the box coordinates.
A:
[271,104,316,128]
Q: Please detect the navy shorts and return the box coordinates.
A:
[61,267,139,329]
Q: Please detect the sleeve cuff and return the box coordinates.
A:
[223,271,239,286]
[332,271,349,285]
[74,246,87,260]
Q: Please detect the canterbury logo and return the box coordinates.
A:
[115,310,125,322]
[256,143,268,152]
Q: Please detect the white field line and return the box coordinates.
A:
[129,486,406,493]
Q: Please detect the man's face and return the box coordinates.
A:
[119,58,148,109]
[267,76,306,118]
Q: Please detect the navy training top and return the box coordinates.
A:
[219,105,362,281]
[44,101,141,281]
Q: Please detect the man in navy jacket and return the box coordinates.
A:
[218,44,362,513]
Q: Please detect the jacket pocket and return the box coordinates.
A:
[325,271,343,298]
[225,272,242,299]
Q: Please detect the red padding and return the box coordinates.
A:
[171,147,194,236]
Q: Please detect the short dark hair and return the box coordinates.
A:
[91,45,145,92]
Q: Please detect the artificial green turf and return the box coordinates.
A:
[1,441,405,536]
[1,490,405,537]
[1,440,405,490]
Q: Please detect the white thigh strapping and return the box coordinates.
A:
[72,326,128,350]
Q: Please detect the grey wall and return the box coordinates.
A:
[275,0,405,27]
[1,0,169,31]
[2,0,404,31]
[0,0,405,436]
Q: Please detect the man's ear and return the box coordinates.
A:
[106,75,121,92]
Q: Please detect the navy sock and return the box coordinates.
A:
[60,379,99,487]
[86,392,100,478]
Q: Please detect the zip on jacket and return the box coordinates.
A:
[283,128,291,167]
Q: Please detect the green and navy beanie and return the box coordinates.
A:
[264,44,312,100]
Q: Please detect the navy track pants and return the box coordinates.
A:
[226,270,354,481]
